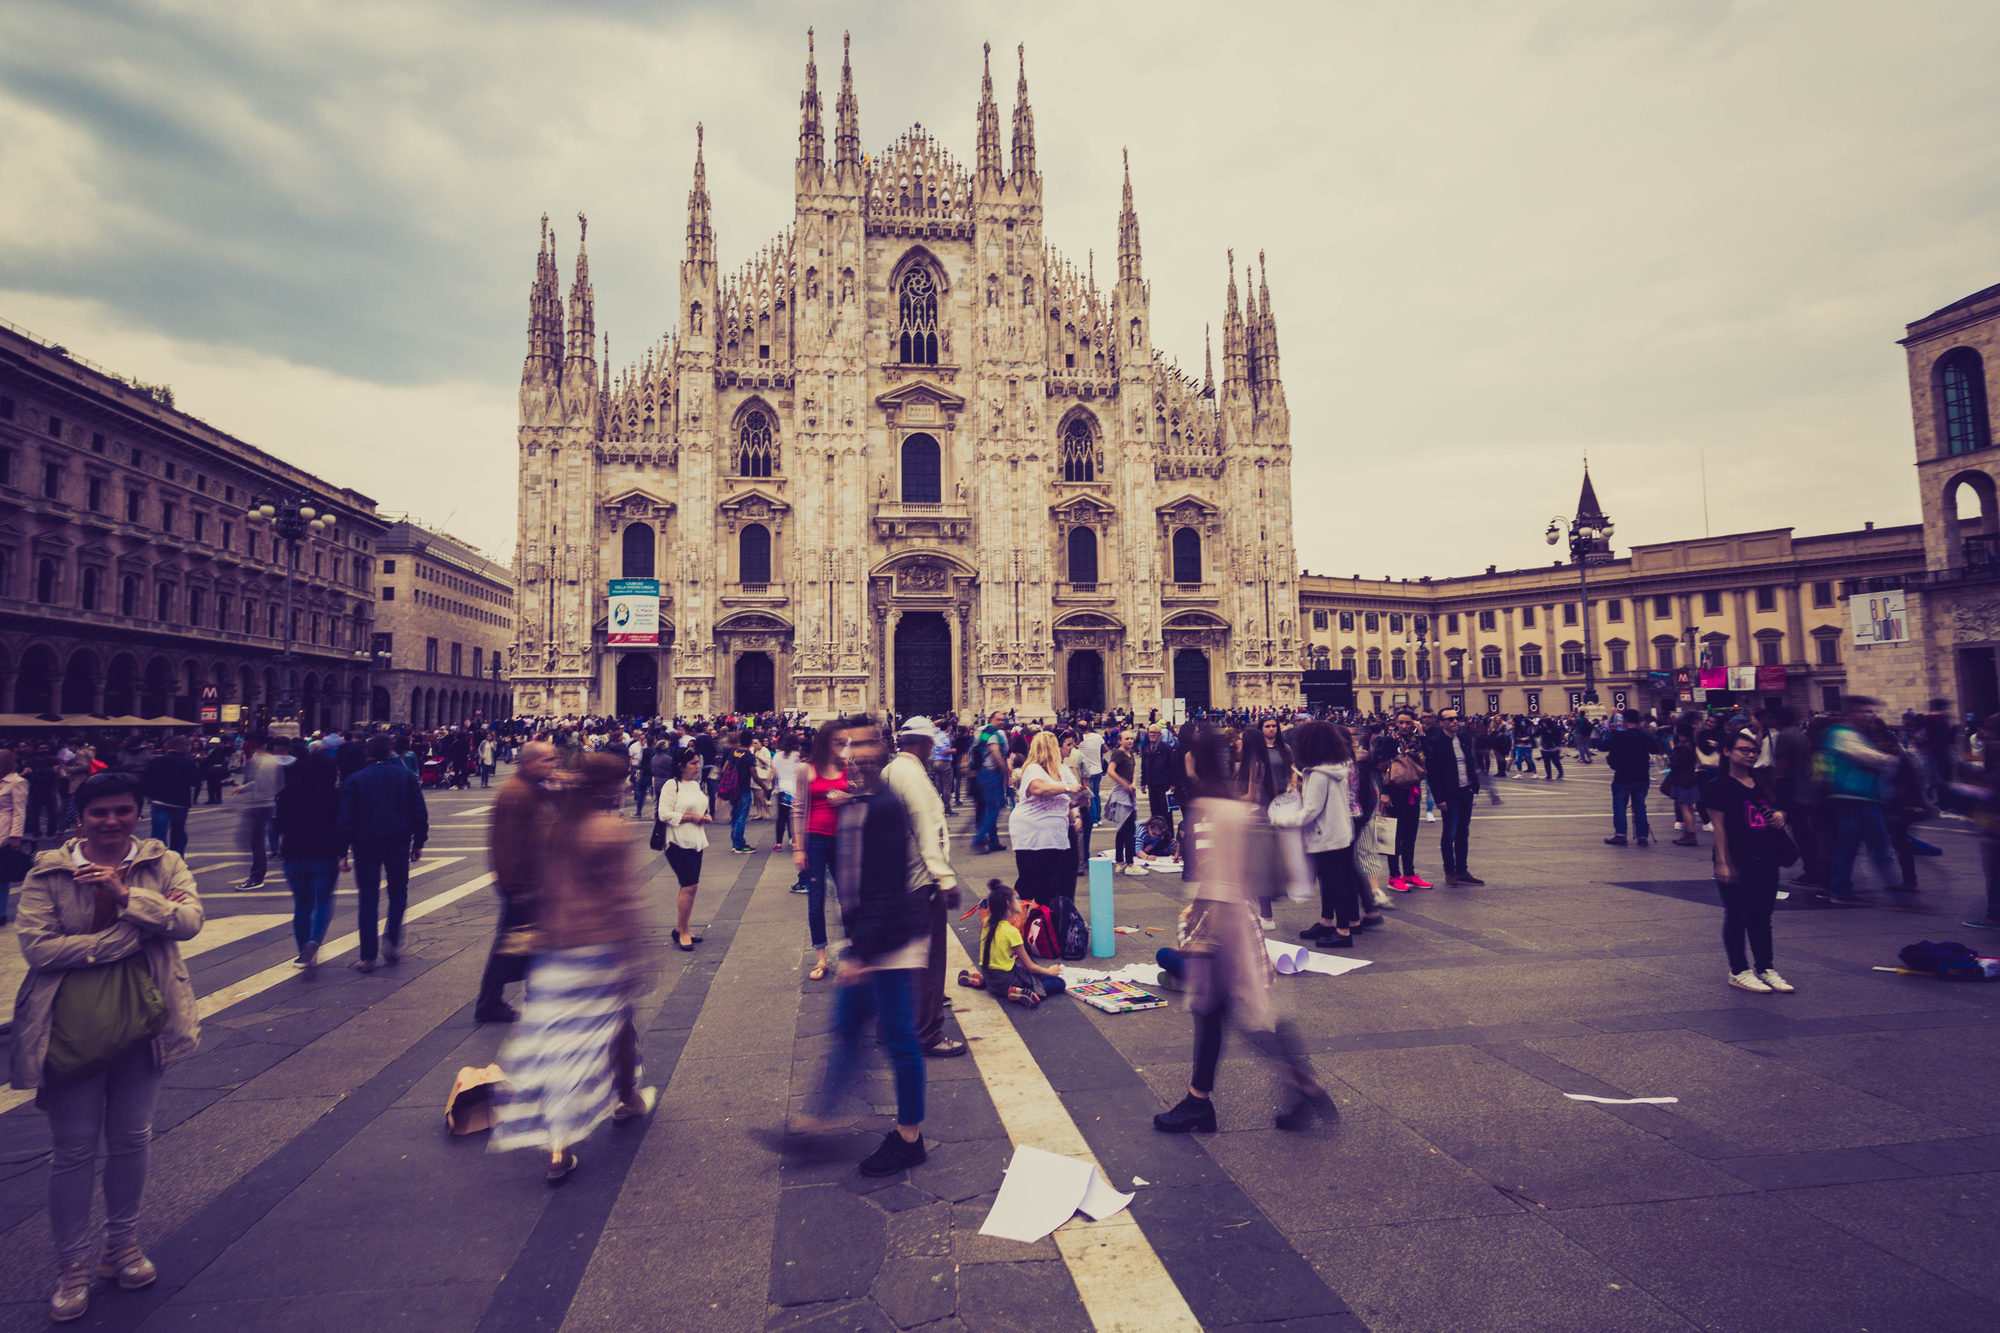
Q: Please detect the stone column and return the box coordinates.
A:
[1784,582,1807,664]
[1732,588,1753,666]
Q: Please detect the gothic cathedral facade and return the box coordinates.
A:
[510,34,1298,721]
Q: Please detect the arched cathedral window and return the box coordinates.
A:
[898,269,940,365]
[1059,417,1096,483]
[735,408,776,477]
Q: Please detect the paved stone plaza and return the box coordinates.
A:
[2,764,1997,1332]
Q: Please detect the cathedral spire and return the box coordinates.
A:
[1257,249,1279,386]
[797,28,824,178]
[561,213,598,420]
[974,41,1003,183]
[686,124,713,264]
[1244,262,1262,388]
[1010,43,1036,181]
[1117,147,1142,285]
[523,213,562,386]
[1203,323,1215,399]
[834,32,862,182]
[1223,250,1246,387]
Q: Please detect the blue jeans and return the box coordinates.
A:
[1087,773,1103,823]
[284,857,339,952]
[1612,778,1651,840]
[149,804,189,855]
[730,792,754,849]
[1513,745,1533,772]
[813,967,925,1128]
[801,831,835,948]
[976,769,1005,849]
[1830,804,1901,896]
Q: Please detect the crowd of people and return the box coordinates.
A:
[9,692,2000,1321]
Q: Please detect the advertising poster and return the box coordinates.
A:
[1852,590,1907,645]
[607,579,660,646]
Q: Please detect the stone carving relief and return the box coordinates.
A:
[1952,602,2000,643]
[900,561,950,593]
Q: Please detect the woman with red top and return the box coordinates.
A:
[790,720,852,982]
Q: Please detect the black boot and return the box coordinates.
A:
[1153,1094,1218,1134]
[1274,1085,1337,1132]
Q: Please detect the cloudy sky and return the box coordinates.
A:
[4,0,1996,576]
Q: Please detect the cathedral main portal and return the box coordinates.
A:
[894,613,952,718]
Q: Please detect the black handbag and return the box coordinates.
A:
[649,819,667,852]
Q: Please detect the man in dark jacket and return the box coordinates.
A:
[1423,708,1484,885]
[1142,725,1180,844]
[141,736,202,854]
[338,734,430,972]
[335,729,370,782]
[1602,710,1657,847]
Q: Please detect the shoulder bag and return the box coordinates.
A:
[44,952,168,1085]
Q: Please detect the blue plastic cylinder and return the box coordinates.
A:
[1088,858,1116,957]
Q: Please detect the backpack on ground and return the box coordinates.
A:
[1021,903,1060,959]
[1048,895,1091,961]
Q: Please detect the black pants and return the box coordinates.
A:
[1113,810,1137,864]
[1718,858,1779,974]
[1541,751,1564,779]
[1390,807,1419,879]
[1146,787,1174,844]
[1190,983,1315,1095]
[1014,847,1072,903]
[1437,791,1474,875]
[916,889,949,1050]
[352,836,412,963]
[1313,846,1360,927]
[1886,814,1920,889]
[476,894,533,1011]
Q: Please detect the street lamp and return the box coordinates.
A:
[245,497,335,728]
[1546,505,1615,709]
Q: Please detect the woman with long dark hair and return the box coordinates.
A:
[274,751,342,977]
[490,753,654,1183]
[791,721,850,980]
[1154,724,1334,1133]
[655,751,714,952]
[1293,722,1374,948]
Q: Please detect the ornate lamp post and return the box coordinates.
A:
[1546,502,1614,708]
[246,497,335,727]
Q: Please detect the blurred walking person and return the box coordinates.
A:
[232,734,281,890]
[1817,696,1904,904]
[0,747,28,925]
[10,770,203,1322]
[794,720,933,1176]
[274,752,342,977]
[1153,728,1335,1134]
[478,741,558,1023]
[884,718,966,1059]
[489,753,655,1183]
[792,722,850,981]
[140,738,200,856]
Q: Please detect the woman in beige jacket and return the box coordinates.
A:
[10,769,202,1322]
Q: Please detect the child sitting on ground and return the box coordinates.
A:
[956,879,1069,1008]
[1138,816,1178,861]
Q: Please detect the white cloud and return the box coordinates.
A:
[3,0,1997,579]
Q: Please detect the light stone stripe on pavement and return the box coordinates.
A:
[942,926,1205,1333]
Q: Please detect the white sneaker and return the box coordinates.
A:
[1260,917,1275,930]
[1701,823,1714,833]
[1123,864,1148,876]
[1423,812,1439,822]
[1728,969,1772,993]
[1758,969,1795,993]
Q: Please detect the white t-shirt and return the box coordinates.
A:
[772,750,800,794]
[1008,762,1076,851]
[1075,732,1105,777]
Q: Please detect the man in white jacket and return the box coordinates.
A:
[885,717,967,1059]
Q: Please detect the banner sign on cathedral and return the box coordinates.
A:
[607,579,660,646]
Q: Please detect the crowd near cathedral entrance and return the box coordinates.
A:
[506,33,1298,719]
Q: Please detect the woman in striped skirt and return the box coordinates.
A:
[490,752,656,1181]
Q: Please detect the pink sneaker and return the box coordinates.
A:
[1388,877,1413,892]
[1407,874,1434,889]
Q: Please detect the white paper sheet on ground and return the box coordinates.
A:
[980,1145,1098,1242]
[1563,1093,1679,1105]
[1299,953,1372,977]
[1265,939,1311,974]
[1776,891,1790,900]
[1131,1176,1151,1187]
[1062,962,1168,986]
[1077,1168,1136,1221]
